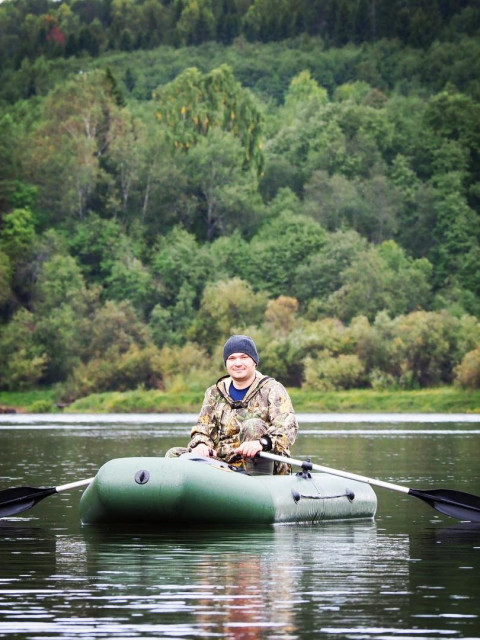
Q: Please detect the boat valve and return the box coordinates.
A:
[135,470,150,485]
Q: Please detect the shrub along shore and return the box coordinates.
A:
[1,388,479,415]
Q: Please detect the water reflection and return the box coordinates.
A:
[0,521,413,639]
[80,524,394,639]
[1,415,479,639]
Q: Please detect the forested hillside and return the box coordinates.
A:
[1,0,480,400]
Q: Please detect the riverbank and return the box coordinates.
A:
[1,387,480,414]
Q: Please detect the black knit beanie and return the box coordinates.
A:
[223,335,259,365]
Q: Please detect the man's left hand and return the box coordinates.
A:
[234,440,263,459]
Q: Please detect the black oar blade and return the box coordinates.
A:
[409,488,480,523]
[0,486,57,518]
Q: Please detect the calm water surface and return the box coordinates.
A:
[0,413,479,639]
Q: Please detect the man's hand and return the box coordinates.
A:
[234,440,263,459]
[191,443,214,457]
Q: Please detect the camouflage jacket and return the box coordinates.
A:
[188,371,298,467]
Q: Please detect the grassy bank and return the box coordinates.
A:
[1,387,480,414]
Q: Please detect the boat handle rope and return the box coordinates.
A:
[292,489,355,504]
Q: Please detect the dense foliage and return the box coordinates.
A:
[1,0,479,69]
[1,0,480,399]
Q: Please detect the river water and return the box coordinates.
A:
[0,412,479,639]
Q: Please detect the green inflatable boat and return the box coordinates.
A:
[79,455,377,526]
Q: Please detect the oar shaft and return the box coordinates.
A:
[259,451,410,495]
[56,478,95,493]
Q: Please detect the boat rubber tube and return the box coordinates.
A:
[79,456,377,526]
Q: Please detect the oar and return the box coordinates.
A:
[0,478,94,518]
[259,451,480,523]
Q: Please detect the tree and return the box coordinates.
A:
[154,64,263,173]
[387,310,462,387]
[32,253,94,382]
[243,0,301,41]
[175,0,216,44]
[0,251,12,313]
[138,0,174,48]
[293,229,368,306]
[33,254,89,316]
[110,0,142,48]
[0,113,21,208]
[304,353,365,391]
[246,210,326,297]
[152,225,212,306]
[264,295,298,335]
[181,128,263,240]
[425,89,480,167]
[105,255,156,319]
[86,300,150,359]
[264,73,341,196]
[0,308,47,390]
[325,241,432,322]
[0,207,36,263]
[455,346,480,389]
[429,171,479,294]
[157,341,214,392]
[68,214,123,282]
[283,70,329,113]
[208,229,252,281]
[193,277,268,348]
[24,70,123,221]
[303,171,401,242]
[104,109,144,215]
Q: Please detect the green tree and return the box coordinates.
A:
[304,353,365,391]
[139,0,174,48]
[152,226,212,306]
[154,64,263,173]
[33,254,89,316]
[110,0,142,48]
[0,113,21,208]
[208,229,252,281]
[175,0,216,44]
[0,207,36,263]
[263,72,340,197]
[283,70,329,112]
[246,210,326,297]
[181,128,263,240]
[424,88,480,183]
[429,171,479,298]
[32,253,95,382]
[104,108,145,215]
[86,300,150,360]
[455,346,480,389]
[0,308,47,390]
[158,341,215,392]
[0,250,12,313]
[25,70,122,221]
[68,214,123,282]
[387,310,462,387]
[325,241,433,322]
[243,0,301,41]
[105,255,156,319]
[304,171,401,242]
[192,277,268,348]
[293,229,368,307]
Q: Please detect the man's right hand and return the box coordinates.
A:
[191,443,213,457]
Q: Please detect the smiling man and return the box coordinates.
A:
[165,335,298,475]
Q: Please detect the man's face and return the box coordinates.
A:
[225,352,256,385]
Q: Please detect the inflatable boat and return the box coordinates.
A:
[79,455,377,526]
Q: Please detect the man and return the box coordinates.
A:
[165,334,298,474]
